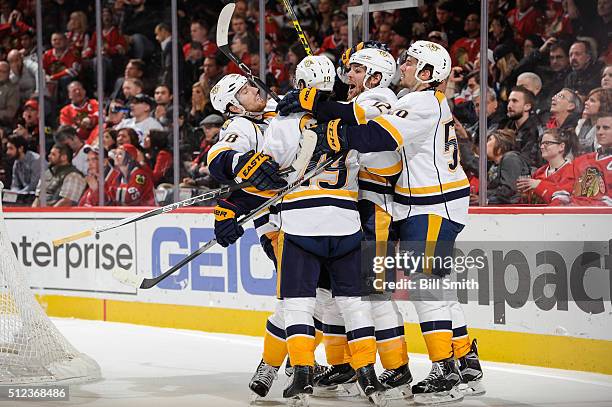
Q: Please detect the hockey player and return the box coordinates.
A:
[279,46,412,399]
[284,41,484,404]
[205,74,290,400]
[206,73,287,247]
[263,54,387,406]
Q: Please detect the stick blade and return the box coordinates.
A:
[52,229,94,247]
[293,129,318,177]
[112,268,144,289]
[216,3,235,47]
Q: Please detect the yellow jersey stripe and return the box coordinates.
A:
[434,90,445,104]
[358,170,387,184]
[395,178,470,195]
[364,160,402,176]
[373,116,403,148]
[244,186,277,198]
[284,189,358,201]
[354,102,367,124]
[276,231,285,299]
[206,146,231,166]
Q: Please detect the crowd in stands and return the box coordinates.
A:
[0,0,609,207]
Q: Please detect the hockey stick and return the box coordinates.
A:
[52,132,317,247]
[113,142,344,290]
[279,0,313,56]
[217,3,280,102]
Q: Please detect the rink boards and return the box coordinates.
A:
[4,207,612,375]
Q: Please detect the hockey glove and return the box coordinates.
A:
[233,150,287,191]
[277,87,322,116]
[309,119,349,157]
[214,200,245,247]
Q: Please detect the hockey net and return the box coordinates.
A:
[0,189,101,384]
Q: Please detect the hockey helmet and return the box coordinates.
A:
[349,47,397,88]
[210,73,249,113]
[294,55,335,92]
[404,40,452,84]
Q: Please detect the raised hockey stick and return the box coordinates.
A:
[279,0,313,56]
[52,132,317,247]
[113,142,344,290]
[217,3,280,102]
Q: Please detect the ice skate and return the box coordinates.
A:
[283,365,313,406]
[412,358,463,405]
[356,364,388,406]
[378,363,413,400]
[248,359,278,402]
[313,363,359,398]
[458,339,485,396]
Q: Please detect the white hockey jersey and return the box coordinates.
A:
[207,112,279,239]
[263,112,361,237]
[386,89,469,225]
[348,89,469,225]
[351,87,402,215]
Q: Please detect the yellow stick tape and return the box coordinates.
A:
[52,229,94,247]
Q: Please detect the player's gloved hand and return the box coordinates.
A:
[214,200,245,247]
[277,87,322,116]
[233,150,287,191]
[309,119,349,157]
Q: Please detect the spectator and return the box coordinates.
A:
[517,128,577,204]
[116,127,141,148]
[227,34,254,75]
[564,40,606,96]
[182,113,222,189]
[450,13,480,66]
[547,87,582,131]
[602,65,612,89]
[6,134,43,194]
[78,146,113,207]
[110,59,146,101]
[0,61,19,128]
[516,72,548,119]
[184,20,217,59]
[18,30,36,62]
[117,93,163,145]
[86,99,129,146]
[318,10,347,55]
[122,78,144,100]
[542,40,572,101]
[433,0,464,46]
[106,143,155,206]
[486,128,532,204]
[65,11,90,58]
[185,41,204,88]
[201,55,224,88]
[468,86,505,140]
[144,129,172,185]
[33,143,86,207]
[554,112,612,206]
[575,88,612,154]
[317,0,334,38]
[188,81,216,128]
[506,0,543,45]
[59,81,99,141]
[154,22,185,92]
[154,84,173,127]
[82,7,127,94]
[43,32,80,104]
[12,99,44,151]
[488,14,514,51]
[7,49,37,103]
[102,128,118,152]
[499,86,544,167]
[54,125,90,175]
[231,14,248,39]
[121,0,159,60]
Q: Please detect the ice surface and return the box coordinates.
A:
[13,318,611,407]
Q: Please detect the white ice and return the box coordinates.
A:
[13,318,612,407]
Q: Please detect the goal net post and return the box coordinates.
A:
[0,183,101,384]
